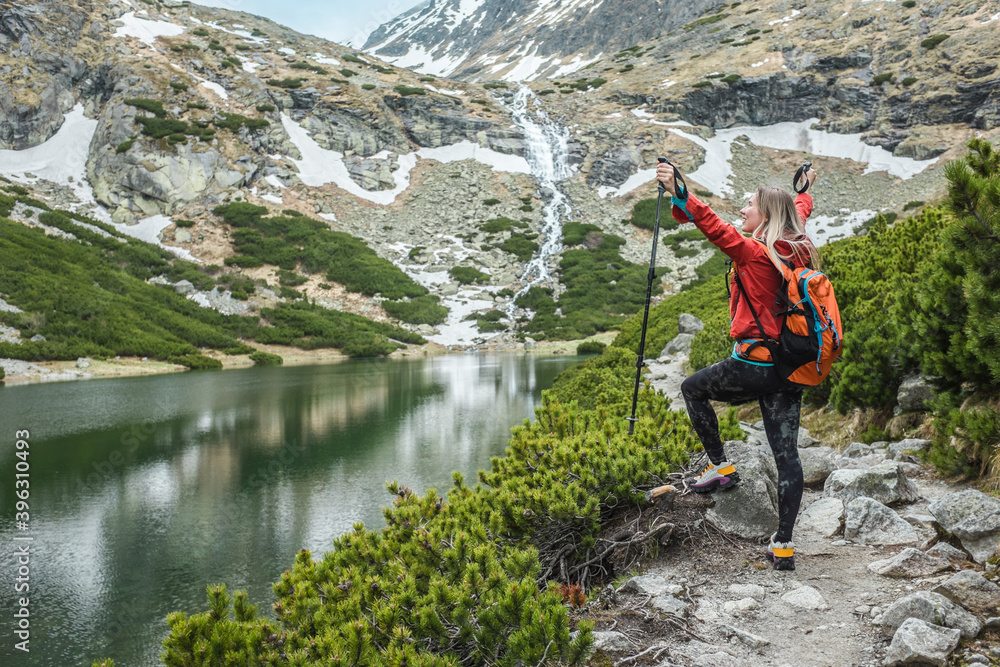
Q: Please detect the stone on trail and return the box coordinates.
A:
[874,591,983,639]
[705,442,778,538]
[727,583,766,602]
[884,617,961,667]
[797,496,845,537]
[652,594,690,616]
[693,652,737,667]
[932,569,1000,617]
[721,624,771,648]
[825,461,920,506]
[622,574,684,597]
[925,541,969,565]
[723,597,760,614]
[867,547,952,578]
[780,585,829,610]
[661,332,694,357]
[928,489,1000,563]
[844,497,919,545]
[590,630,634,652]
[800,446,836,484]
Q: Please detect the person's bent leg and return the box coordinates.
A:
[682,358,773,492]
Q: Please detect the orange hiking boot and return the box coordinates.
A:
[688,461,740,493]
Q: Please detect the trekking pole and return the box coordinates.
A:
[627,157,686,435]
[793,160,813,194]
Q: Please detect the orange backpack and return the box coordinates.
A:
[734,261,844,386]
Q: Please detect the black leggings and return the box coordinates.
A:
[681,356,803,543]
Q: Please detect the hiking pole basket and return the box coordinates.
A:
[793,160,813,194]
[627,157,687,435]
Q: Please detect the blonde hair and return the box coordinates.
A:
[751,186,821,270]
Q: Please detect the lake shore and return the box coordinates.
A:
[0,332,613,386]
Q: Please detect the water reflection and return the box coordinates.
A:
[0,354,578,666]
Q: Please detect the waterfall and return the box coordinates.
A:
[504,86,573,315]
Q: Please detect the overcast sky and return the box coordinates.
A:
[191,0,427,47]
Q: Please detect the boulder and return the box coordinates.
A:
[932,570,1000,617]
[652,595,691,617]
[780,585,829,611]
[874,591,983,639]
[867,547,952,578]
[174,279,195,295]
[660,332,694,357]
[884,617,961,667]
[888,438,931,462]
[75,357,91,369]
[928,490,1000,563]
[705,442,778,538]
[678,313,704,334]
[825,461,920,506]
[844,497,918,546]
[796,497,845,537]
[800,447,836,484]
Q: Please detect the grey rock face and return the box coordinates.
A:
[896,375,935,411]
[796,496,844,537]
[884,617,960,667]
[888,438,931,461]
[799,447,836,485]
[678,313,704,335]
[825,461,920,506]
[660,332,694,357]
[867,547,952,578]
[705,441,778,538]
[875,591,982,639]
[844,497,918,546]
[925,541,969,565]
[932,570,1000,617]
[929,489,1000,563]
[586,145,641,188]
[174,280,195,295]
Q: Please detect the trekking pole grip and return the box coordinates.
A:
[657,156,687,198]
[793,160,813,194]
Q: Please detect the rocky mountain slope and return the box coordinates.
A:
[1,0,998,354]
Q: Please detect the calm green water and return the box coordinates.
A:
[0,354,580,666]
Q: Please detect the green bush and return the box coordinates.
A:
[235,44,251,51]
[170,354,223,370]
[192,28,210,36]
[268,77,306,89]
[214,112,269,132]
[342,53,365,64]
[251,28,266,37]
[291,61,328,74]
[482,198,501,206]
[248,351,283,366]
[124,98,166,118]
[872,73,895,86]
[901,77,918,87]
[449,266,490,285]
[482,217,527,233]
[629,197,680,232]
[186,102,208,110]
[115,138,136,154]
[175,219,196,229]
[499,235,539,262]
[381,295,448,326]
[693,81,713,88]
[483,82,508,90]
[362,83,376,90]
[393,84,425,95]
[721,74,741,84]
[685,14,728,30]
[255,103,276,112]
[902,0,916,6]
[576,340,607,355]
[340,68,358,78]
[920,34,949,49]
[170,81,189,92]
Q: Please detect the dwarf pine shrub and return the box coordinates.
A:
[248,351,283,366]
[448,266,490,285]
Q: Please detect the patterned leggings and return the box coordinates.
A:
[681,356,804,543]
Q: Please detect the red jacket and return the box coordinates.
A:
[671,192,814,342]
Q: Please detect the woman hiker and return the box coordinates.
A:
[655,160,819,571]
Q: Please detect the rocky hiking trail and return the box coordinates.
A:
[572,318,1000,667]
